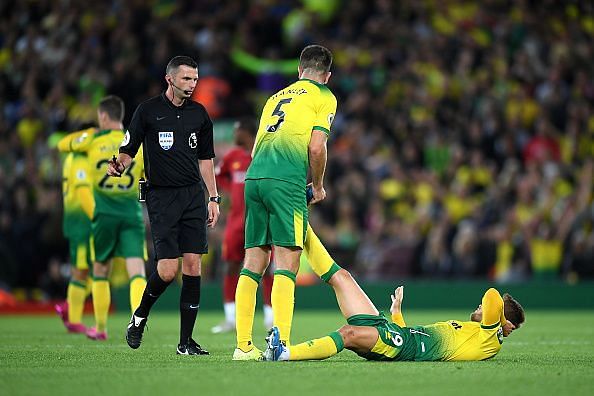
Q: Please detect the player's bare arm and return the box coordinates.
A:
[502,320,516,337]
[199,158,220,228]
[309,130,327,204]
[390,286,406,327]
[390,286,404,315]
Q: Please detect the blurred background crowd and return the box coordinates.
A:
[0,0,593,299]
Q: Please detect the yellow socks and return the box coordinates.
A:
[92,278,110,332]
[272,270,296,344]
[304,224,341,282]
[85,277,93,297]
[235,269,261,352]
[289,332,344,361]
[391,312,406,327]
[129,275,147,313]
[67,281,87,324]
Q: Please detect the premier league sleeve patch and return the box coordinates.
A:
[158,131,174,150]
[121,131,131,147]
[189,132,197,149]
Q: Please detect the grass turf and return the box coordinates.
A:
[1,310,593,396]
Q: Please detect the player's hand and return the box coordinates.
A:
[306,183,314,205]
[207,201,220,228]
[390,286,404,314]
[107,155,125,177]
[310,184,326,205]
[502,320,516,337]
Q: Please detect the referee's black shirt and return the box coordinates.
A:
[119,93,215,187]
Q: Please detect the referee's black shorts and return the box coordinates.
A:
[146,184,208,260]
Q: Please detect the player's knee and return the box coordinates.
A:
[243,258,268,275]
[71,268,88,282]
[158,259,180,281]
[183,264,201,276]
[159,269,177,282]
[92,262,109,277]
[126,258,145,277]
[127,266,145,277]
[181,254,201,276]
[337,325,356,347]
[328,268,352,286]
[158,265,177,281]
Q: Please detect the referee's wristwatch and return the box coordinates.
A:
[209,195,221,204]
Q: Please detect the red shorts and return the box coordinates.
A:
[222,220,245,262]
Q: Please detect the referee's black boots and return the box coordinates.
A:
[126,314,147,349]
[176,338,209,355]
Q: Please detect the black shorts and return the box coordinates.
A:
[146,184,208,260]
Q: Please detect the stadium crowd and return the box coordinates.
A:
[0,0,593,298]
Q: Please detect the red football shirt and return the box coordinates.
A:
[217,147,252,221]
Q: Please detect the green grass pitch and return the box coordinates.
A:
[1,310,593,396]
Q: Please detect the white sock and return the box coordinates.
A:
[224,302,235,324]
[263,304,273,327]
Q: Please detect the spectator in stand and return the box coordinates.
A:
[0,1,593,297]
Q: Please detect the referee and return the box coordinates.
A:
[108,56,220,355]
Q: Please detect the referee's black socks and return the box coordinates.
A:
[135,271,172,318]
[180,274,201,345]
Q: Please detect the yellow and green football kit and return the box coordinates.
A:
[59,129,148,327]
[244,78,337,249]
[59,129,147,262]
[288,287,508,362]
[62,147,94,270]
[237,79,337,352]
[354,288,506,361]
[235,223,342,351]
[61,137,95,326]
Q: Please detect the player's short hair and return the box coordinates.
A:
[503,293,525,327]
[235,117,257,136]
[98,95,124,122]
[299,45,332,74]
[166,56,198,75]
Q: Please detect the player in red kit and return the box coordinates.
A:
[212,119,274,334]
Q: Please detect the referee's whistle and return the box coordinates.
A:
[111,155,121,177]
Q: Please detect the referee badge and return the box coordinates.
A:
[158,131,174,150]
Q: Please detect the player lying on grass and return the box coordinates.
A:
[265,269,525,362]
